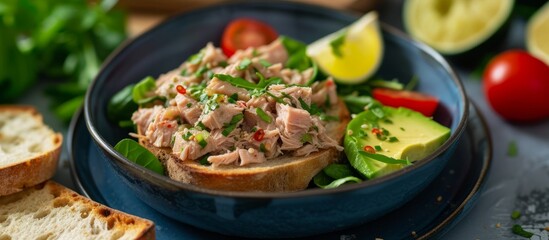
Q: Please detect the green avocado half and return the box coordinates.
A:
[344,106,450,179]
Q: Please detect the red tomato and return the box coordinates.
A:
[221,18,278,57]
[372,88,439,117]
[483,50,549,122]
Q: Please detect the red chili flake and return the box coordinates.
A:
[363,145,376,154]
[176,85,186,94]
[166,124,172,128]
[326,80,334,87]
[371,128,382,135]
[253,129,265,141]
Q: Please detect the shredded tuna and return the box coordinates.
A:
[238,148,266,166]
[199,103,244,130]
[208,149,240,167]
[132,40,345,168]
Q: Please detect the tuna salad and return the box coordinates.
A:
[131,39,343,168]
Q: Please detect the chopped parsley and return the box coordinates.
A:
[259,143,267,152]
[374,145,382,151]
[236,58,252,70]
[198,154,211,166]
[259,59,272,67]
[182,132,192,141]
[508,140,518,157]
[301,133,313,144]
[511,210,521,220]
[228,93,239,103]
[194,66,209,77]
[511,224,533,238]
[218,60,228,67]
[180,68,188,76]
[187,50,204,65]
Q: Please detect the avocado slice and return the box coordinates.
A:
[344,106,450,179]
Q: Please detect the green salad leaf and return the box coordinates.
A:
[313,163,362,189]
[114,139,165,175]
[0,0,126,122]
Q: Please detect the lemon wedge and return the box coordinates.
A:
[527,1,549,66]
[306,11,383,84]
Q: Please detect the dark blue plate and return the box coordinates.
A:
[69,103,491,239]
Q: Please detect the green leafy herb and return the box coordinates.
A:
[323,164,356,180]
[329,31,347,58]
[280,35,317,80]
[182,132,193,141]
[187,50,204,65]
[369,79,404,90]
[508,140,518,157]
[388,136,399,142]
[180,68,188,76]
[214,74,258,90]
[114,139,165,175]
[107,84,138,124]
[256,108,272,123]
[236,58,252,70]
[259,143,267,152]
[374,145,382,151]
[404,75,419,90]
[313,171,361,189]
[228,93,239,103]
[358,151,411,165]
[301,133,313,144]
[222,113,244,136]
[196,121,208,131]
[194,66,209,77]
[0,0,126,122]
[298,98,321,115]
[199,155,211,166]
[511,224,533,238]
[341,94,384,114]
[259,59,272,67]
[219,61,228,67]
[511,210,521,220]
[132,76,156,103]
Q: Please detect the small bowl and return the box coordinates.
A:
[84,2,468,238]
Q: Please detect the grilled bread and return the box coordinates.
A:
[0,181,155,239]
[0,105,62,196]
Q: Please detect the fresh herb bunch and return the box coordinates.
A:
[0,0,126,121]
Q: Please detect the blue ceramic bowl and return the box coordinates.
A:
[84,2,468,238]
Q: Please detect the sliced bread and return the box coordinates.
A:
[0,181,155,240]
[0,105,62,196]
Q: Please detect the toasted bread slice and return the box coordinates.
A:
[0,181,155,240]
[0,105,62,196]
[142,99,350,192]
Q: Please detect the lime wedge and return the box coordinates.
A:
[527,1,549,66]
[306,11,383,84]
[404,0,514,55]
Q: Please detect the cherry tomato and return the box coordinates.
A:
[221,18,278,57]
[483,50,549,122]
[372,88,439,117]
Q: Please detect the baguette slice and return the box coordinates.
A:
[0,181,155,240]
[0,105,62,196]
[142,99,350,192]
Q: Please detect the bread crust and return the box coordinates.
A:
[45,181,156,240]
[140,99,350,192]
[0,105,63,196]
[0,181,155,239]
